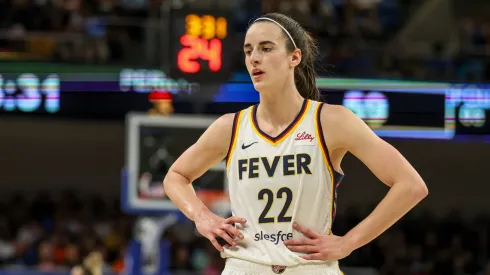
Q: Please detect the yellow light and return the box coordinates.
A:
[216,17,227,39]
[201,15,215,40]
[185,14,201,37]
[184,14,227,39]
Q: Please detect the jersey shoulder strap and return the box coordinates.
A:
[224,108,250,167]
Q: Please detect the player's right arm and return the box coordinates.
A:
[163,113,246,251]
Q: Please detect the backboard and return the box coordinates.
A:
[122,113,230,216]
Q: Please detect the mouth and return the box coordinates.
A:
[252,69,265,77]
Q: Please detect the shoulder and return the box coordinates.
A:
[197,111,244,148]
[202,113,236,142]
[318,103,358,128]
[318,103,376,150]
[211,106,249,130]
[214,107,250,130]
[213,112,236,131]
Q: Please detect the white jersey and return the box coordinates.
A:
[222,99,344,267]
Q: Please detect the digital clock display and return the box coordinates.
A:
[0,73,60,113]
[169,9,234,84]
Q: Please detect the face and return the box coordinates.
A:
[244,22,301,92]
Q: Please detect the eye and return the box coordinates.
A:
[262,47,272,52]
[244,50,252,56]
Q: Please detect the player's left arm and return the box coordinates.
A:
[285,104,428,260]
[323,104,428,251]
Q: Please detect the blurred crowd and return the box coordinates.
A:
[261,0,490,82]
[335,208,490,275]
[0,191,132,274]
[165,207,490,275]
[259,0,405,78]
[1,191,490,275]
[0,0,153,64]
[1,0,490,82]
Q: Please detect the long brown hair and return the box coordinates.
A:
[250,13,320,101]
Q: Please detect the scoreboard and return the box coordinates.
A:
[177,14,227,73]
[169,9,234,84]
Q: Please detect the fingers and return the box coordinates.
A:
[208,229,235,253]
[283,237,315,246]
[286,244,319,254]
[204,216,247,253]
[216,229,236,246]
[293,223,319,239]
[221,223,244,240]
[208,236,224,252]
[210,224,243,252]
[222,216,246,240]
[225,216,247,225]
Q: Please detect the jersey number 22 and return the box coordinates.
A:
[258,187,293,223]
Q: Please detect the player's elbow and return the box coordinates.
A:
[162,172,173,194]
[163,169,192,192]
[162,171,172,191]
[411,179,429,201]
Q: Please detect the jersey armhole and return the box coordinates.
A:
[315,103,345,232]
[315,103,343,181]
[225,110,243,168]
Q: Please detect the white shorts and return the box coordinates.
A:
[222,258,344,275]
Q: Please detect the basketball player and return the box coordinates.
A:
[163,13,428,275]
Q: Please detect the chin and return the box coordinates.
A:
[252,81,270,92]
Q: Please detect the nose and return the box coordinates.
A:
[249,50,261,66]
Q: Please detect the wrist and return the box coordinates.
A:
[342,231,361,252]
[189,204,212,222]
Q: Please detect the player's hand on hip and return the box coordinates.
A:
[194,211,246,252]
[283,223,353,261]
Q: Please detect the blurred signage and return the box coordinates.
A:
[119,68,197,94]
[446,84,490,135]
[0,73,60,113]
[0,67,488,139]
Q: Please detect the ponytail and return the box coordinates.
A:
[294,33,320,101]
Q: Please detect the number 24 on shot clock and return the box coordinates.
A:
[177,14,228,74]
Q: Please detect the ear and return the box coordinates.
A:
[290,48,302,68]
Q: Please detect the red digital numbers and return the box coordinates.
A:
[177,35,222,73]
[177,14,226,74]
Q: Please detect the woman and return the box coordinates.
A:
[164,12,428,275]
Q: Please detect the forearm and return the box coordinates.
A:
[343,180,427,250]
[163,171,211,221]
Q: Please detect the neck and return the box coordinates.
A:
[257,81,304,126]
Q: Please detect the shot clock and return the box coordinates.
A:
[177,14,227,73]
[169,9,234,84]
